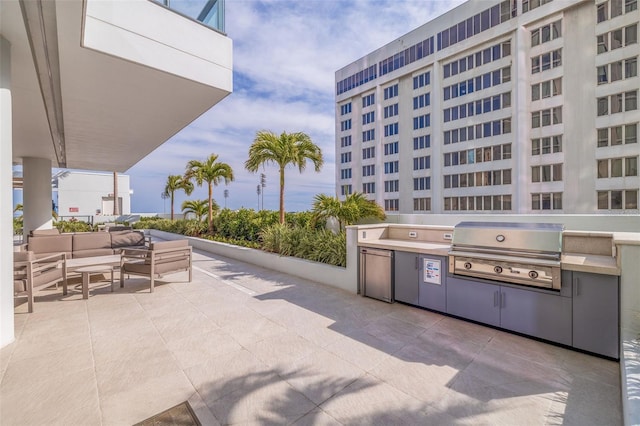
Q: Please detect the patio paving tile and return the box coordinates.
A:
[165,328,243,370]
[279,348,366,405]
[0,367,100,426]
[0,248,624,425]
[320,373,453,425]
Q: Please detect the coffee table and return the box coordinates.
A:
[65,255,121,299]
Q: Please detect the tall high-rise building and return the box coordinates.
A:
[335,0,639,214]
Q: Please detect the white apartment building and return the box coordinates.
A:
[56,171,132,218]
[335,0,639,214]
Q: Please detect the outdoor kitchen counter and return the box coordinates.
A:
[359,239,620,275]
[561,253,620,275]
[357,239,450,256]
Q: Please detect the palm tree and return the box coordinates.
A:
[163,175,194,220]
[185,154,234,232]
[312,192,385,231]
[245,130,323,224]
[181,199,211,222]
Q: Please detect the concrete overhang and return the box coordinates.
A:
[2,0,233,172]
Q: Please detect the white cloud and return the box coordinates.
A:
[128,0,463,214]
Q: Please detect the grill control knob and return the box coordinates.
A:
[528,271,539,279]
[494,266,503,274]
[464,262,472,270]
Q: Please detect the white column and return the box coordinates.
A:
[22,157,53,238]
[1,35,14,347]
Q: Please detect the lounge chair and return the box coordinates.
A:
[14,251,66,312]
[120,240,192,292]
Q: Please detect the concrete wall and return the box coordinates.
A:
[83,0,232,91]
[149,229,359,294]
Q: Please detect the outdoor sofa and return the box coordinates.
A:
[13,229,147,311]
[26,229,147,258]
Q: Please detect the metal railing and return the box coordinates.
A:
[151,0,225,33]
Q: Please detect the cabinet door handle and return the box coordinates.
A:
[415,256,418,269]
[494,291,499,307]
[573,277,579,297]
[501,291,505,308]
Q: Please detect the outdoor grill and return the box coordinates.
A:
[448,222,564,290]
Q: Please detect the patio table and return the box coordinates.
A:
[65,254,121,299]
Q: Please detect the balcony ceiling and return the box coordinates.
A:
[2,0,230,172]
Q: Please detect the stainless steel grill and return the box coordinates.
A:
[448,222,564,290]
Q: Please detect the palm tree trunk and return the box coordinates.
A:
[208,182,214,233]
[279,167,285,224]
[170,192,174,221]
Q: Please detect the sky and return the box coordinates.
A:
[125,0,465,214]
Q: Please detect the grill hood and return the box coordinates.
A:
[451,222,564,255]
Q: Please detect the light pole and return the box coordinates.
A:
[160,192,169,215]
[223,189,229,208]
[260,173,266,210]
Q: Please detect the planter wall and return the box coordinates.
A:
[148,229,358,294]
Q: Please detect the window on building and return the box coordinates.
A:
[612,28,624,49]
[626,157,638,176]
[611,61,623,81]
[626,0,638,12]
[612,93,624,113]
[598,128,609,147]
[598,159,609,178]
[626,123,638,144]
[532,29,540,46]
[597,3,608,22]
[612,158,623,177]
[598,97,609,116]
[612,190,623,209]
[626,57,638,78]
[532,57,540,73]
[625,24,637,45]
[598,191,609,209]
[384,199,399,212]
[597,34,608,53]
[612,0,623,16]
[626,90,638,111]
[612,126,623,145]
[598,65,608,84]
[413,198,431,211]
[626,190,638,209]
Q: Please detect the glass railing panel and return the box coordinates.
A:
[152,0,225,33]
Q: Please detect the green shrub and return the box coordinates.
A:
[259,224,346,267]
[137,211,344,267]
[56,220,92,233]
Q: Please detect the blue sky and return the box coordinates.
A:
[126,0,465,214]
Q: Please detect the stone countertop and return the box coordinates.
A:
[561,253,620,275]
[358,239,451,257]
[358,240,621,275]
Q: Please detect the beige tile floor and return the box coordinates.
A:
[1,249,622,425]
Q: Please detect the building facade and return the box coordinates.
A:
[56,172,132,218]
[335,0,639,214]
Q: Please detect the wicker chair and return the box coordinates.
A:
[120,240,192,292]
